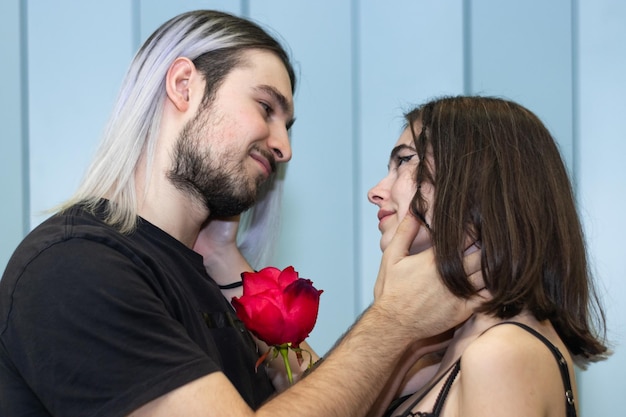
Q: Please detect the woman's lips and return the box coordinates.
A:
[377,209,394,221]
[377,209,395,228]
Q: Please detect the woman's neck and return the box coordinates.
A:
[439,310,540,368]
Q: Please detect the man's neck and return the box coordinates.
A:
[136,183,209,248]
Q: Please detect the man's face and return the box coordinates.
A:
[168,49,294,217]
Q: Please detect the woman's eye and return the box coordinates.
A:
[396,154,416,166]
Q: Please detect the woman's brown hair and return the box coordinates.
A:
[406,96,607,362]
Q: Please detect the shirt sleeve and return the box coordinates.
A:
[3,237,219,417]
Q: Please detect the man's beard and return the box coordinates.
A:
[166,111,262,217]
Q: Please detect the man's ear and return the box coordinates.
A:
[165,57,196,112]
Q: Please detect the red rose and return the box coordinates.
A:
[232,266,323,347]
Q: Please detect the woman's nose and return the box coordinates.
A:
[367,180,387,205]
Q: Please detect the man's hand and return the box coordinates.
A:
[373,213,484,338]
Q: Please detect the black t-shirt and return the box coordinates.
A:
[0,203,275,416]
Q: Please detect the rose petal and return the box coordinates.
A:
[281,279,323,346]
[233,294,286,345]
[277,266,299,289]
[233,267,323,347]
[241,267,281,295]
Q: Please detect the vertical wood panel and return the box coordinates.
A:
[138,0,243,42]
[469,0,575,170]
[577,0,626,414]
[28,0,135,227]
[358,0,465,309]
[3,3,622,413]
[0,0,27,272]
[249,0,355,355]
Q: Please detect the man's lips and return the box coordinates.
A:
[250,153,274,177]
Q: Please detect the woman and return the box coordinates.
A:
[367,96,608,417]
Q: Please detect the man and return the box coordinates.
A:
[0,10,481,417]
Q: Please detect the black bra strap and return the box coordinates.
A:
[490,322,577,417]
[430,359,461,416]
[396,359,460,417]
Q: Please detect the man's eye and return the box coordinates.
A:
[260,102,273,116]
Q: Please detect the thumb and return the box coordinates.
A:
[374,213,423,300]
[385,213,422,261]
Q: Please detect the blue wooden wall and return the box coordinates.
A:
[1,1,624,415]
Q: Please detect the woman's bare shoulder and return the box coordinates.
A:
[457,322,564,416]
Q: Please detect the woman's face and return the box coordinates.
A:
[367,124,434,254]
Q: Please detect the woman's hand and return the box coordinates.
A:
[194,215,239,257]
[257,338,321,393]
[195,219,321,389]
[193,215,251,288]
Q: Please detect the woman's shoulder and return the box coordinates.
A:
[463,320,566,369]
[458,320,569,415]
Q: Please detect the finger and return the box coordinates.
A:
[468,269,492,301]
[208,214,241,222]
[463,250,488,296]
[462,249,482,277]
[384,213,423,259]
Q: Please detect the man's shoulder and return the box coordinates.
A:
[5,206,125,270]
[1,203,204,301]
[0,204,153,307]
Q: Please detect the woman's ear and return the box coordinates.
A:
[165,57,195,112]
